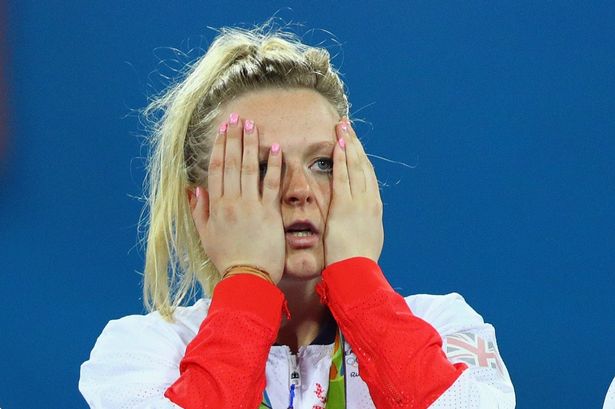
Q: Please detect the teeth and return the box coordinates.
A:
[291,231,312,237]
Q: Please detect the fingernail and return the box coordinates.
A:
[229,112,239,125]
[195,186,202,198]
[338,138,346,149]
[340,123,349,133]
[244,119,254,133]
[219,122,228,134]
[271,143,280,155]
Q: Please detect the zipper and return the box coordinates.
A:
[287,349,301,408]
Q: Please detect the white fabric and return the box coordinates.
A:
[604,377,615,409]
[80,293,515,408]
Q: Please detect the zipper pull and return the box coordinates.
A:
[289,354,301,387]
[287,384,296,409]
[288,353,300,409]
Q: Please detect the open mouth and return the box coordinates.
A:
[284,221,319,248]
[284,221,318,236]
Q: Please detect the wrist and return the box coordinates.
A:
[318,257,390,305]
[210,273,287,325]
[325,254,379,267]
[222,265,275,285]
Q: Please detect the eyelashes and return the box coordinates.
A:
[258,157,333,178]
[311,158,333,173]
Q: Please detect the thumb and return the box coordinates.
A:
[191,187,210,229]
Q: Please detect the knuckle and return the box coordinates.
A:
[371,207,381,217]
[242,163,258,176]
[208,158,223,171]
[267,158,281,169]
[351,162,363,172]
[372,201,383,215]
[224,158,240,171]
[263,176,279,190]
[222,205,237,222]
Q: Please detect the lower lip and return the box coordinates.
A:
[285,232,319,249]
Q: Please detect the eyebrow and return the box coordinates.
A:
[258,140,336,158]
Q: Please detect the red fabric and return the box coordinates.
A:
[165,258,466,408]
[317,257,467,409]
[165,273,285,408]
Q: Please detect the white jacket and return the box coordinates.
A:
[80,293,515,408]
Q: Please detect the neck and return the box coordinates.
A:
[276,277,329,354]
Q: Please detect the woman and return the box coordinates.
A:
[80,26,515,408]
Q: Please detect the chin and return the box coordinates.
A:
[283,251,323,280]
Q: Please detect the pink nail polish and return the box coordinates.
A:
[219,122,228,133]
[339,138,346,149]
[244,119,254,133]
[195,187,201,198]
[229,112,239,125]
[271,143,280,154]
[340,123,348,133]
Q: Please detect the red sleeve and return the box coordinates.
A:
[316,257,467,409]
[165,274,286,409]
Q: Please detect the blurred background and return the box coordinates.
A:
[1,1,614,408]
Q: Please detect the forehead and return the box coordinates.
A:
[219,88,340,146]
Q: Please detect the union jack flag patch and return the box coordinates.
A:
[446,332,504,376]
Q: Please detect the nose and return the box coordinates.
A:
[282,165,313,206]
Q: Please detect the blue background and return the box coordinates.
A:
[2,1,614,408]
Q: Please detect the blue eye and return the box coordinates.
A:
[311,158,333,173]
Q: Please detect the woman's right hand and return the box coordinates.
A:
[190,113,286,284]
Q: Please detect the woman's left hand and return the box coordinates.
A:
[324,120,384,265]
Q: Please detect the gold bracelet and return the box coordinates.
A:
[224,268,274,285]
[222,264,275,285]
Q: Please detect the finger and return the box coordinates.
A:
[365,157,380,197]
[207,122,227,201]
[332,128,351,199]
[261,143,282,205]
[241,119,259,200]
[339,121,366,195]
[363,150,380,197]
[191,186,210,231]
[223,112,242,198]
[346,121,379,195]
[346,120,367,160]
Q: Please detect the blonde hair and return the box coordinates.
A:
[141,24,350,319]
